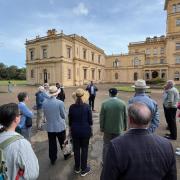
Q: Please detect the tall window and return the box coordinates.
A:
[67,47,71,58]
[30,49,35,60]
[83,49,87,59]
[153,48,158,55]
[176,19,180,26]
[160,59,165,64]
[177,3,180,12]
[176,43,180,50]
[84,69,87,79]
[42,47,47,58]
[174,71,180,81]
[92,69,95,79]
[134,73,138,81]
[91,52,94,61]
[146,48,150,55]
[173,4,176,13]
[145,59,150,65]
[115,73,118,80]
[160,47,165,54]
[176,56,180,64]
[98,70,101,80]
[68,69,71,79]
[153,59,158,64]
[98,55,101,63]
[30,70,34,78]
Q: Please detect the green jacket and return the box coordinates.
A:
[100,97,127,134]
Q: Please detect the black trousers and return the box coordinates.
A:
[163,106,177,139]
[89,95,95,110]
[72,137,90,171]
[48,131,66,162]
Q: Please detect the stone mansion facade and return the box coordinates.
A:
[26,0,180,86]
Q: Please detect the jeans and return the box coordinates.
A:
[48,130,66,162]
[103,132,119,164]
[163,106,177,139]
[72,137,90,171]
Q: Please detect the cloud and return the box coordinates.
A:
[73,3,89,16]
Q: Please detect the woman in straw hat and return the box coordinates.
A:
[69,88,92,177]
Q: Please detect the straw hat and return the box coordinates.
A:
[132,79,150,89]
[72,88,89,103]
[49,86,59,96]
[38,86,44,92]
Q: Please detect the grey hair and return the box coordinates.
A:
[135,88,146,93]
[128,102,152,125]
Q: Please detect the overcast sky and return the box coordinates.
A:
[0,0,166,67]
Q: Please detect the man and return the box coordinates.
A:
[100,88,127,164]
[163,80,179,140]
[0,103,39,179]
[86,81,98,111]
[43,86,68,165]
[101,102,177,180]
[35,86,45,130]
[128,79,159,133]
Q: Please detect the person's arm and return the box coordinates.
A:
[162,144,177,180]
[68,106,72,127]
[18,140,39,179]
[124,105,128,131]
[87,105,93,125]
[148,103,159,133]
[100,142,120,180]
[167,90,174,107]
[100,103,105,132]
[21,105,33,118]
[59,102,66,119]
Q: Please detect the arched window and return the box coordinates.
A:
[174,71,180,81]
[152,71,158,78]
[115,73,118,80]
[134,72,138,81]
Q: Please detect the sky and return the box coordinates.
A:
[0,0,166,67]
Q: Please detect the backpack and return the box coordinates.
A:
[0,135,23,180]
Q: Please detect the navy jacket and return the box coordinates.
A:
[35,91,45,109]
[68,103,92,138]
[101,129,176,180]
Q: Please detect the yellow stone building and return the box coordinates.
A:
[26,0,180,86]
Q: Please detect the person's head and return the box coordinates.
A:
[38,86,44,92]
[109,88,118,97]
[90,81,93,85]
[166,80,175,89]
[43,83,49,90]
[56,83,60,89]
[49,86,59,97]
[0,103,20,130]
[128,102,152,129]
[72,88,89,105]
[17,92,28,102]
[132,79,150,93]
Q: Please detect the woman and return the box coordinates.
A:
[56,83,65,102]
[17,92,33,141]
[69,88,92,177]
[0,103,39,179]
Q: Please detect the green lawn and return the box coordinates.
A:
[116,86,151,93]
[0,80,27,86]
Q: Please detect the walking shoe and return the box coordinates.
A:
[74,167,81,174]
[176,147,180,151]
[81,166,91,177]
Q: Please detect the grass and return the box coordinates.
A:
[0,80,27,86]
[116,86,151,93]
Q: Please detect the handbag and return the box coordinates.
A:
[62,138,73,156]
[25,117,32,128]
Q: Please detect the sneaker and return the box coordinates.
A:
[74,167,81,174]
[81,166,91,177]
[175,151,180,156]
[176,147,180,151]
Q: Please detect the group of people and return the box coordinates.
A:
[0,79,179,179]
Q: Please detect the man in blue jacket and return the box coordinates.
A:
[128,79,159,133]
